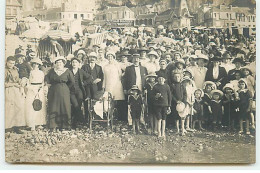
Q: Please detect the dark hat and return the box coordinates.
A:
[71,57,81,63]
[232,57,245,65]
[132,53,140,58]
[210,56,222,62]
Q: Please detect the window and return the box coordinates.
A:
[74,14,77,19]
[214,13,216,18]
[6,8,11,15]
[226,13,228,18]
[248,16,250,22]
[230,14,231,19]
[232,23,234,26]
[253,25,255,27]
[12,8,17,15]
[81,14,84,19]
[227,23,229,27]
[253,16,255,22]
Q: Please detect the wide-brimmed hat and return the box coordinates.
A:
[189,55,197,59]
[196,53,208,61]
[132,53,141,58]
[209,42,216,46]
[240,66,253,75]
[183,69,194,78]
[106,51,116,58]
[210,56,222,62]
[232,57,245,65]
[71,57,81,63]
[53,56,67,64]
[129,85,141,93]
[77,50,86,55]
[173,51,182,57]
[210,89,224,97]
[93,44,100,48]
[223,83,234,91]
[148,51,159,58]
[30,58,42,65]
[203,81,217,90]
[146,73,157,79]
[120,52,131,57]
[89,52,97,57]
[181,76,192,83]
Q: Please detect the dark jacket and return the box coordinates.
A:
[156,69,169,84]
[82,64,103,99]
[205,66,227,89]
[16,62,32,79]
[152,83,171,107]
[124,64,148,91]
[70,68,93,99]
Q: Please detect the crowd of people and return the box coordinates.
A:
[5,26,256,140]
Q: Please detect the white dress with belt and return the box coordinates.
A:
[25,69,47,128]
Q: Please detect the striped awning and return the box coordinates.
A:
[41,30,76,42]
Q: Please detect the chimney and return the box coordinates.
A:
[229,5,232,10]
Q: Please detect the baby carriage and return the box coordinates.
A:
[86,91,116,133]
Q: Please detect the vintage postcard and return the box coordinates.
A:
[5,0,256,164]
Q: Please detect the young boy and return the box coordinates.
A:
[128,85,143,134]
[144,73,158,135]
[152,76,171,139]
[170,71,187,135]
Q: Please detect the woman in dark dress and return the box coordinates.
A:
[45,56,75,130]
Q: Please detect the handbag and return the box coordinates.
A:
[32,87,42,111]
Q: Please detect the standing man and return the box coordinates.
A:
[81,52,104,100]
[124,54,148,93]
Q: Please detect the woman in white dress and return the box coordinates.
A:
[102,51,125,101]
[25,58,47,130]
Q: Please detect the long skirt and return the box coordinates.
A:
[5,87,26,129]
[25,85,47,128]
[47,83,71,129]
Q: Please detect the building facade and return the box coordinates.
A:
[6,0,22,20]
[95,6,135,27]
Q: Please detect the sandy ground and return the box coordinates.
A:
[5,121,255,164]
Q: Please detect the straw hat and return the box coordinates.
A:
[106,51,116,58]
[196,53,208,61]
[89,52,97,57]
[148,51,159,58]
[146,73,157,79]
[29,52,36,58]
[210,89,224,98]
[66,54,75,61]
[30,58,42,65]
[77,50,86,55]
[223,83,234,91]
[53,56,67,64]
[71,57,81,63]
[128,85,141,94]
[203,81,217,90]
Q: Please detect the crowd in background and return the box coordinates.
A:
[5,26,256,139]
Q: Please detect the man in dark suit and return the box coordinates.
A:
[124,53,148,93]
[81,52,104,100]
[70,57,93,128]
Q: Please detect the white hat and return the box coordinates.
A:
[53,56,67,64]
[223,83,234,91]
[29,52,36,58]
[77,50,86,55]
[89,52,97,57]
[30,58,42,65]
[148,51,159,58]
[66,54,74,61]
[196,53,208,61]
[106,51,116,58]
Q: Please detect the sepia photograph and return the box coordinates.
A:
[4,0,256,164]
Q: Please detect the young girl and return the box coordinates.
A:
[25,58,47,131]
[144,73,158,135]
[181,76,196,132]
[222,83,239,131]
[208,89,224,131]
[128,85,143,134]
[237,79,252,135]
[192,89,204,130]
[152,76,171,139]
[202,81,217,129]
